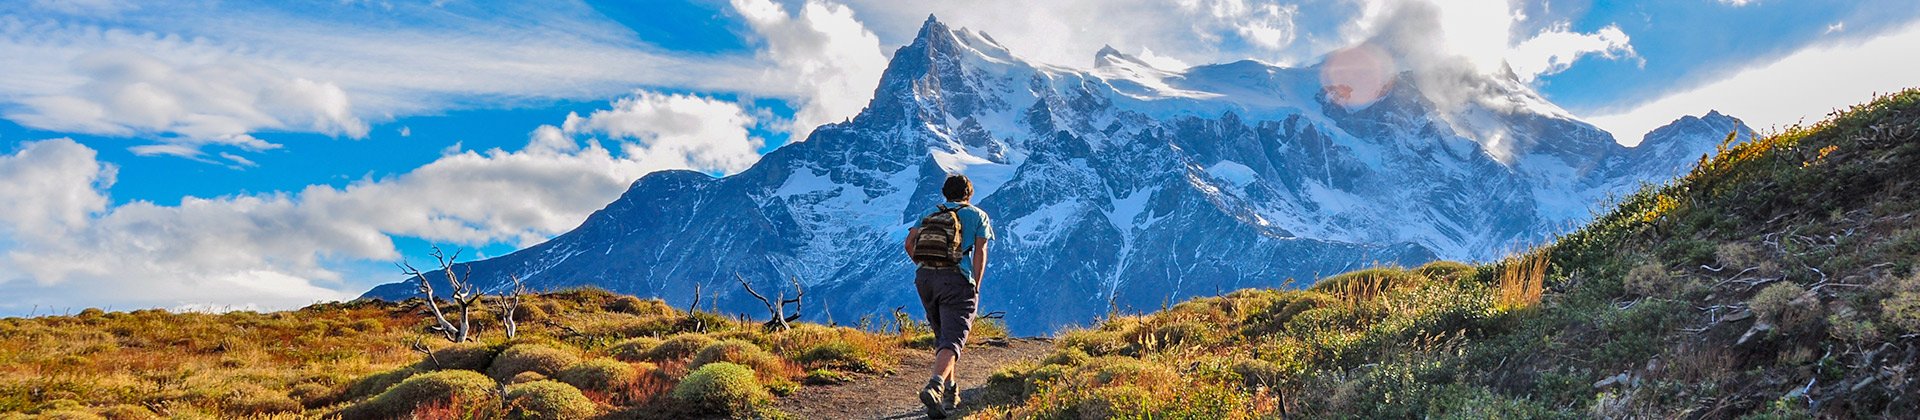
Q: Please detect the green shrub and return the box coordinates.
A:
[607,337,663,362]
[556,358,639,393]
[1413,261,1475,282]
[1136,319,1219,351]
[34,410,99,420]
[1883,274,1920,332]
[340,370,499,419]
[1231,358,1285,389]
[903,332,935,349]
[97,404,156,420]
[221,383,300,415]
[504,380,598,420]
[418,343,501,371]
[642,333,717,361]
[804,369,852,385]
[509,371,549,385]
[1072,385,1154,419]
[1623,263,1672,297]
[288,382,338,408]
[1059,328,1132,356]
[691,340,788,376]
[605,296,672,316]
[343,366,418,402]
[1239,291,1340,337]
[1310,267,1424,302]
[1080,356,1179,387]
[514,302,550,322]
[983,362,1036,402]
[1041,347,1090,367]
[672,362,770,415]
[1750,282,1822,334]
[792,340,873,372]
[488,344,580,381]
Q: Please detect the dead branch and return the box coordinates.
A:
[399,246,484,343]
[735,272,805,331]
[689,282,704,314]
[492,274,526,340]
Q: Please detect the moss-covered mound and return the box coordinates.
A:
[606,337,663,362]
[641,333,717,361]
[416,343,501,371]
[504,380,598,420]
[339,370,499,419]
[487,344,580,381]
[671,362,769,415]
[555,358,639,393]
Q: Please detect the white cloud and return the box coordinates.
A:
[1134,46,1192,70]
[731,0,888,140]
[558,91,766,174]
[1585,21,1920,143]
[0,139,114,241]
[0,90,765,313]
[1506,24,1637,82]
[1719,0,1756,6]
[6,49,368,151]
[1181,0,1300,50]
[0,3,766,156]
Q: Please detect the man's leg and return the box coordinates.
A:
[932,348,957,380]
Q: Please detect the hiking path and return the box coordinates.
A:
[774,338,1053,419]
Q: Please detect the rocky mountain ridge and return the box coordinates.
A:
[365,16,1750,334]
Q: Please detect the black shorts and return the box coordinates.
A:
[914,267,978,358]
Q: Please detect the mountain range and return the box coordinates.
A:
[365,16,1750,335]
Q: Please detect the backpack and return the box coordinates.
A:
[911,204,970,268]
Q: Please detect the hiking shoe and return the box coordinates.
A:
[942,378,961,411]
[920,378,949,419]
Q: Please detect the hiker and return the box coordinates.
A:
[903,174,993,418]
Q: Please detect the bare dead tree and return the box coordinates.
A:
[409,335,439,366]
[734,273,804,331]
[689,282,704,314]
[491,274,527,340]
[399,247,483,343]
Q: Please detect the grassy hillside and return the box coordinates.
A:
[0,287,1005,418]
[973,89,1920,418]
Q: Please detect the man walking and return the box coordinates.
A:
[903,174,993,418]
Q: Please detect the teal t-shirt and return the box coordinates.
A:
[929,201,992,278]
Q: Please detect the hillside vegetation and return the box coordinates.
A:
[974,89,1920,418]
[1,287,1007,418]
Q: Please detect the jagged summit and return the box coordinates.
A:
[363,16,1750,335]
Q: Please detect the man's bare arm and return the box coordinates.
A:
[971,239,988,285]
[904,228,920,256]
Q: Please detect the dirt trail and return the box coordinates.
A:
[775,338,1053,419]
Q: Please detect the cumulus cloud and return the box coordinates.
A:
[0,3,762,156]
[558,91,766,174]
[1181,0,1301,50]
[0,90,765,313]
[731,0,887,140]
[1506,24,1638,82]
[0,139,115,241]
[1586,21,1920,143]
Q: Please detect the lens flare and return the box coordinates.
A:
[1320,44,1397,110]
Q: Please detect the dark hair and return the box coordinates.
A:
[941,174,973,201]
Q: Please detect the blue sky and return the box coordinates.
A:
[0,0,1916,314]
